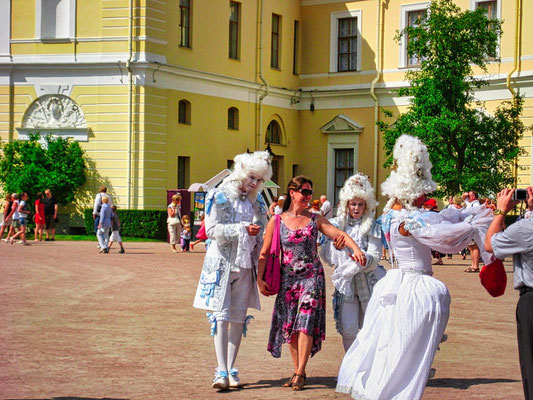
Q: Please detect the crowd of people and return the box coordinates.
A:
[192,138,532,400]
[0,189,58,245]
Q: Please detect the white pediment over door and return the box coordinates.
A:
[319,114,364,134]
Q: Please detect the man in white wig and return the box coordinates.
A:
[319,173,386,352]
[193,151,272,390]
[337,135,495,400]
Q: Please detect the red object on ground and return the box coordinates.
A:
[479,258,507,297]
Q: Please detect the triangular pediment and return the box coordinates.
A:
[319,114,363,134]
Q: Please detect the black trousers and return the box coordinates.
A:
[517,290,533,400]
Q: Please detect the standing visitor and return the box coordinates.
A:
[486,187,533,400]
[257,175,366,391]
[96,195,112,253]
[192,151,272,390]
[34,192,45,242]
[180,215,191,252]
[10,192,31,245]
[167,193,182,253]
[43,189,58,241]
[92,186,112,240]
[320,195,332,219]
[0,193,13,240]
[319,173,385,352]
[107,205,125,253]
[336,135,494,400]
[3,193,19,242]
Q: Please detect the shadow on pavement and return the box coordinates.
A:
[427,377,519,389]
[235,375,337,391]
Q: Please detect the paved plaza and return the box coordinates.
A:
[0,241,524,399]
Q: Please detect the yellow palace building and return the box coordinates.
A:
[0,0,532,219]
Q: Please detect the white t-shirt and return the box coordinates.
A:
[321,200,333,219]
[464,199,481,208]
[12,200,20,220]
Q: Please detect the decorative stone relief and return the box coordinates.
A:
[21,94,86,129]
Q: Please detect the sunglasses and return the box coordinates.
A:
[297,189,313,197]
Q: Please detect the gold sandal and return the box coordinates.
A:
[282,373,296,387]
[292,373,306,391]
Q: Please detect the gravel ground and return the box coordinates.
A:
[0,240,524,399]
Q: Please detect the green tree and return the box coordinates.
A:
[378,0,529,196]
[0,134,87,206]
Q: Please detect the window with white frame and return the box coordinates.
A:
[36,0,76,40]
[334,148,354,205]
[330,10,362,73]
[399,3,429,68]
[471,0,501,57]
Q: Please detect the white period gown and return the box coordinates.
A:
[336,207,494,400]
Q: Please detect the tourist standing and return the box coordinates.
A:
[0,193,13,240]
[320,194,332,219]
[96,195,112,253]
[34,192,45,242]
[43,189,58,241]
[319,173,385,352]
[92,185,112,237]
[257,175,366,391]
[167,193,182,253]
[193,151,272,390]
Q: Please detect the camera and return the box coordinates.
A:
[512,189,528,201]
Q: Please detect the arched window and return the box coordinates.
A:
[178,100,191,124]
[228,107,239,130]
[266,120,281,144]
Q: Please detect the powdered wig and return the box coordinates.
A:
[381,135,437,212]
[336,173,377,235]
[221,151,272,200]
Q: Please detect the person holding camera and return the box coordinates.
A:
[485,187,533,400]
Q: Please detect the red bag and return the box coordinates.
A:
[479,258,507,297]
[263,214,281,295]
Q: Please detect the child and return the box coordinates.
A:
[180,215,191,252]
[108,205,125,253]
[190,214,208,250]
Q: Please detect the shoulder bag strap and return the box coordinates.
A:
[271,214,281,256]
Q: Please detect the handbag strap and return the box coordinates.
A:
[270,214,281,255]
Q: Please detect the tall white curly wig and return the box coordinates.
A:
[336,173,377,235]
[221,151,272,201]
[381,135,437,212]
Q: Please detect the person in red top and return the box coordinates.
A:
[34,192,46,241]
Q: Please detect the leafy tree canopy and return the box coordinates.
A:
[0,133,87,206]
[379,0,529,197]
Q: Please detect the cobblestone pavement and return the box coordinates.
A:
[0,241,523,399]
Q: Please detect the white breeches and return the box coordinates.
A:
[340,298,368,352]
[213,268,253,324]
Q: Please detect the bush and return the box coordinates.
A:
[84,208,167,240]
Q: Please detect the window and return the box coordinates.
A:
[178,100,191,124]
[399,3,429,68]
[177,156,190,189]
[228,107,239,130]
[270,156,282,185]
[334,149,354,205]
[227,160,234,169]
[329,10,361,73]
[266,121,281,144]
[37,0,76,40]
[293,20,300,75]
[271,14,281,69]
[474,0,498,19]
[338,17,358,72]
[229,2,240,60]
[179,0,191,48]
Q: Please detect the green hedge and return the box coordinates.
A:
[84,208,167,240]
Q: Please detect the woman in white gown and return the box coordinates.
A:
[320,173,386,352]
[336,135,495,400]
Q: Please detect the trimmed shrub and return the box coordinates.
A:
[84,208,167,240]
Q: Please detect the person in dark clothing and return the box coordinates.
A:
[43,189,58,241]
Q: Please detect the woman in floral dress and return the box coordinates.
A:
[257,175,366,391]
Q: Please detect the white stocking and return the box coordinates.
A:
[214,320,229,372]
[227,322,244,371]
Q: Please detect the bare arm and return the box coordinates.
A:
[53,203,58,218]
[316,214,366,265]
[485,188,522,253]
[257,216,277,296]
[167,206,176,218]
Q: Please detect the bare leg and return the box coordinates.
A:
[471,246,480,269]
[296,332,313,375]
[288,332,299,374]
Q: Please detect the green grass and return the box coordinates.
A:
[53,234,163,242]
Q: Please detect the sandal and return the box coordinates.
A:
[282,373,296,387]
[292,374,306,391]
[464,267,480,273]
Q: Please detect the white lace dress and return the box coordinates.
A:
[336,207,494,400]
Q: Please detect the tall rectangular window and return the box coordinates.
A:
[337,17,357,72]
[293,20,300,75]
[229,2,240,60]
[179,0,191,48]
[271,14,281,69]
[406,9,426,67]
[334,149,354,205]
[476,0,497,19]
[178,156,190,189]
[38,0,75,40]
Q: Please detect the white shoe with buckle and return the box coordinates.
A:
[229,368,243,388]
[212,369,229,390]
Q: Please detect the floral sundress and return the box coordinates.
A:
[267,214,326,358]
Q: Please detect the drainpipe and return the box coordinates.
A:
[126,0,133,208]
[370,0,383,194]
[256,0,269,151]
[506,0,522,186]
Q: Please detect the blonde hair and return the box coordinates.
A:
[172,194,182,202]
[102,195,109,203]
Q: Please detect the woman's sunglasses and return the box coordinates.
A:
[298,189,313,197]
